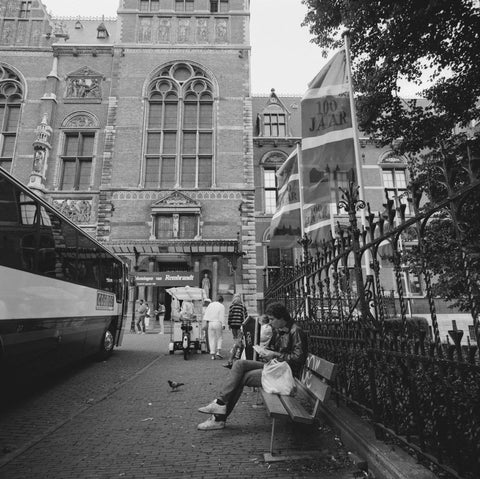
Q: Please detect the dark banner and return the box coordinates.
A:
[134,271,198,287]
[242,316,259,360]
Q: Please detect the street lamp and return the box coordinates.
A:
[130,247,140,332]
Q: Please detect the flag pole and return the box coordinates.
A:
[296,142,306,237]
[343,30,372,275]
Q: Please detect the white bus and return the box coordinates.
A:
[0,168,128,381]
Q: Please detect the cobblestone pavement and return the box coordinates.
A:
[0,325,358,479]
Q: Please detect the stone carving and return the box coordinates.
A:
[52,21,69,39]
[4,0,16,17]
[31,21,43,46]
[158,18,171,42]
[33,149,45,174]
[154,190,200,207]
[66,78,101,98]
[197,18,208,43]
[1,21,14,44]
[34,113,52,145]
[28,113,52,191]
[54,199,93,224]
[215,19,227,42]
[16,20,27,44]
[178,18,189,43]
[64,114,97,128]
[139,17,152,43]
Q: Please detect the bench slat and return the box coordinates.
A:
[261,390,289,419]
[280,395,314,424]
[303,353,338,381]
[302,370,332,402]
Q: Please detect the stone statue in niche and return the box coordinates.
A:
[4,0,17,17]
[202,273,211,299]
[172,213,179,238]
[139,17,152,42]
[66,78,101,98]
[33,149,45,174]
[1,22,13,44]
[215,19,227,42]
[197,19,208,42]
[158,18,171,42]
[178,18,189,43]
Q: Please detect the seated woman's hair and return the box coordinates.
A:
[264,302,291,322]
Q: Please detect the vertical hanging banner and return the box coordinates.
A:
[269,148,302,248]
[300,50,356,245]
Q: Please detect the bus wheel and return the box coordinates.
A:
[99,329,115,360]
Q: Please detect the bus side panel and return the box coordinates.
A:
[0,266,121,374]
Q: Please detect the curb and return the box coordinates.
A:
[320,400,437,479]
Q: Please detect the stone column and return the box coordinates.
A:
[212,258,219,300]
[28,113,52,195]
[147,257,156,303]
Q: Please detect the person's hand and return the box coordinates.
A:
[260,350,278,361]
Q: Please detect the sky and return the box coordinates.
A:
[43,0,327,96]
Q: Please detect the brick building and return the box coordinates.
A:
[0,0,256,317]
[1,0,452,326]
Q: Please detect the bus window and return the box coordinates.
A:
[19,193,38,225]
[39,210,78,283]
[0,179,19,223]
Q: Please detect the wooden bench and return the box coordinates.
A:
[261,353,338,461]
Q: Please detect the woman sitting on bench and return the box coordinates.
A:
[197,302,307,431]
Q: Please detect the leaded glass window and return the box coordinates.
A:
[145,63,214,188]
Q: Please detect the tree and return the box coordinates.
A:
[302,0,480,312]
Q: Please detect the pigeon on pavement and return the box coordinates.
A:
[168,380,184,392]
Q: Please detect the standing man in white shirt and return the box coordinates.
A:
[202,296,225,360]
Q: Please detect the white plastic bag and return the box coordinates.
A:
[261,359,296,396]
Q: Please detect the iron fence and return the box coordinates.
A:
[264,163,480,479]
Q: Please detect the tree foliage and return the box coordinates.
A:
[302,0,480,311]
[302,0,480,151]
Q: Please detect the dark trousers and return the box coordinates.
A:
[217,359,264,420]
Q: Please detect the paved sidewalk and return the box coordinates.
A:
[0,329,358,479]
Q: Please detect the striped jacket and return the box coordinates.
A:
[228,303,247,329]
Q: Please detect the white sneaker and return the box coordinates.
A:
[197,415,225,431]
[198,400,227,415]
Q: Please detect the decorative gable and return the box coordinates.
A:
[151,191,201,213]
[65,66,104,101]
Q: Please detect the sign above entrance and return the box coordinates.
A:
[134,271,199,287]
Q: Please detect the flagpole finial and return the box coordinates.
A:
[342,29,350,39]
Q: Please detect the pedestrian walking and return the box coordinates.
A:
[136,299,148,334]
[227,294,247,340]
[155,302,165,334]
[202,296,225,360]
[197,302,307,430]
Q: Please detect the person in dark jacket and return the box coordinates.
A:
[227,294,247,340]
[197,302,307,431]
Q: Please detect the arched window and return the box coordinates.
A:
[145,62,215,189]
[0,65,23,172]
